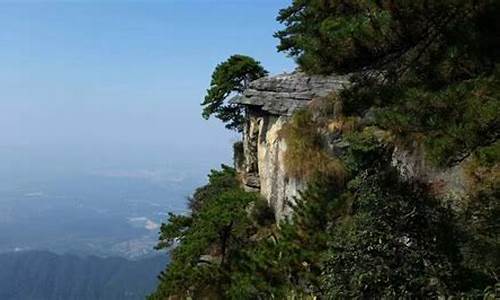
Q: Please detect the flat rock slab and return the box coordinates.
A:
[233,71,350,116]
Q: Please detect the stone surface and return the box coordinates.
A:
[237,71,348,220]
[391,142,469,209]
[234,71,350,116]
[241,110,261,190]
[237,71,468,220]
[256,116,305,221]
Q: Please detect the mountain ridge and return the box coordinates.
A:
[0,250,169,300]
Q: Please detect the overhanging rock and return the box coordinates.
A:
[234,71,349,220]
[234,71,468,220]
[233,71,350,116]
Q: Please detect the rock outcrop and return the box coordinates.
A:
[391,143,469,206]
[235,71,469,221]
[234,72,350,220]
[235,71,350,116]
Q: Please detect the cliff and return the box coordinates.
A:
[233,72,349,220]
[235,71,470,220]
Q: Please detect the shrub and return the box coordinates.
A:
[321,169,463,298]
[280,109,346,181]
[250,197,275,227]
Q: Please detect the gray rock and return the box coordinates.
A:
[391,142,469,209]
[233,71,350,116]
[236,71,468,221]
[236,71,348,220]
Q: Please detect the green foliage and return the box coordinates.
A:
[461,188,500,288]
[153,141,497,299]
[341,127,390,174]
[321,169,463,298]
[279,174,349,292]
[474,140,500,169]
[373,70,500,166]
[225,174,349,298]
[201,55,268,131]
[155,213,192,251]
[460,157,500,288]
[155,1,499,298]
[277,0,500,167]
[276,0,500,77]
[188,164,239,214]
[340,70,500,167]
[150,166,264,299]
[249,197,275,228]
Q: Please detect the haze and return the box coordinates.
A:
[0,0,295,257]
[0,1,294,185]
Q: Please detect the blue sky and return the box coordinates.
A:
[0,0,295,178]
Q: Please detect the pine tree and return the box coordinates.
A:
[201,55,268,131]
[151,166,260,299]
[276,0,500,167]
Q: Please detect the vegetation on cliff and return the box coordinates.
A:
[279,109,346,180]
[276,0,500,167]
[201,55,268,132]
[153,0,499,298]
[150,166,275,299]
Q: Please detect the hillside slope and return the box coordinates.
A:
[0,251,169,300]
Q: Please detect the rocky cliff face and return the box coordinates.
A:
[235,71,469,221]
[391,143,469,207]
[234,72,349,220]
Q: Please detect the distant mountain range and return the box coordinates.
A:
[0,250,169,300]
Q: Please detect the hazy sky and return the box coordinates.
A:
[0,0,295,179]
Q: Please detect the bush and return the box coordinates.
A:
[250,197,275,227]
[321,169,463,298]
[280,109,346,181]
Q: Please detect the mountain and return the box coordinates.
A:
[152,0,499,297]
[0,250,169,300]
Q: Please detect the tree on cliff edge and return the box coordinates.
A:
[201,55,268,131]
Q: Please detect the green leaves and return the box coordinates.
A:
[276,0,499,77]
[153,1,500,298]
[151,166,264,299]
[155,213,192,250]
[321,169,462,298]
[374,70,500,166]
[201,55,268,131]
[276,0,499,167]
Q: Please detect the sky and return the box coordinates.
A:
[0,0,296,182]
